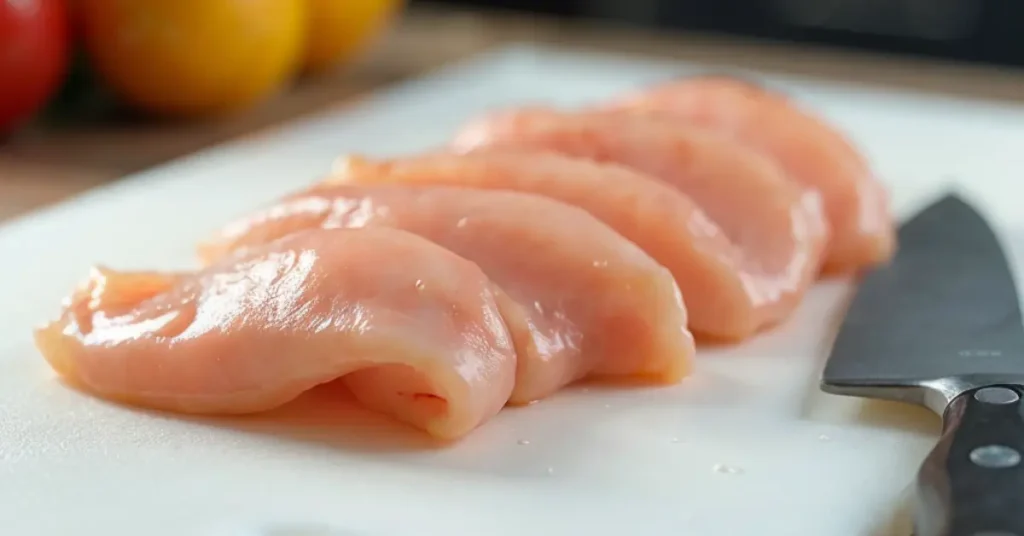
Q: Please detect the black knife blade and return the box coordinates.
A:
[821,192,1024,536]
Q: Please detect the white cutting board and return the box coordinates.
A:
[3,44,1024,536]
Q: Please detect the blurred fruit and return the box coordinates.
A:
[0,0,71,135]
[76,0,306,118]
[42,46,118,125]
[302,0,403,74]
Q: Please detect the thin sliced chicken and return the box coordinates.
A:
[323,149,806,340]
[199,185,695,405]
[34,227,518,440]
[449,109,829,333]
[599,76,895,273]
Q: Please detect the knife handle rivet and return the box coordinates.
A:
[969,445,1021,469]
[974,386,1020,405]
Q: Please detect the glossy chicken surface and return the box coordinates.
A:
[324,149,814,340]
[35,227,519,440]
[600,76,895,273]
[200,184,696,404]
[449,108,830,333]
[31,75,898,442]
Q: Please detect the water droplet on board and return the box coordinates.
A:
[546,467,555,475]
[670,437,683,444]
[517,439,531,446]
[713,464,743,475]
[818,434,831,442]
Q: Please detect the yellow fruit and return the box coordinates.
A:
[78,0,306,118]
[303,0,403,74]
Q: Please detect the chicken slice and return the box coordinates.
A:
[448,108,829,333]
[322,149,805,340]
[34,227,518,440]
[199,185,695,405]
[599,76,895,273]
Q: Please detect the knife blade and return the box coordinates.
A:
[821,192,1024,536]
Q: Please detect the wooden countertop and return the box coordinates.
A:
[3,5,1024,224]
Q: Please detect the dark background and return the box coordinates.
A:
[415,0,1024,69]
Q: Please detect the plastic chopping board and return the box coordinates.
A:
[3,44,1024,536]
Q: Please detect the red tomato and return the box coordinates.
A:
[0,0,70,135]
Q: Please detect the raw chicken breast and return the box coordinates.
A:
[450,109,829,332]
[322,149,810,340]
[34,227,518,440]
[199,185,695,405]
[599,76,895,273]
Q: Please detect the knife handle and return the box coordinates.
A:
[915,385,1024,536]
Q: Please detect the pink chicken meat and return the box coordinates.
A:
[599,76,895,273]
[449,108,829,335]
[323,149,815,340]
[34,227,519,440]
[199,185,695,405]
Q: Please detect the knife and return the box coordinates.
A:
[821,192,1024,536]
